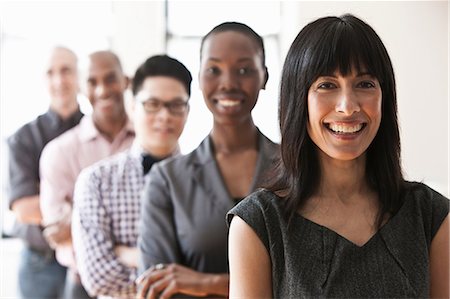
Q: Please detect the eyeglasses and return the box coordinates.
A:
[140,99,189,115]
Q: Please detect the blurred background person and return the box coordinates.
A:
[39,50,135,299]
[137,22,279,299]
[7,46,83,299]
[72,54,192,299]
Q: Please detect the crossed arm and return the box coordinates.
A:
[72,169,138,298]
[136,165,229,299]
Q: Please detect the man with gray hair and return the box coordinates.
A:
[7,46,83,299]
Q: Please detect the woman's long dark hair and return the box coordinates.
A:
[268,14,404,227]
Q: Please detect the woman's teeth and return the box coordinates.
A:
[328,123,363,134]
[218,99,240,107]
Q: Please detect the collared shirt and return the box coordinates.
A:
[72,142,168,299]
[7,108,83,252]
[40,115,135,268]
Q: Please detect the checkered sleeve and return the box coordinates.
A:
[72,166,136,298]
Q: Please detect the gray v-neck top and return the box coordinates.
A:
[227,182,449,298]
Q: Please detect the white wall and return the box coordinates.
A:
[279,1,449,196]
[0,1,447,196]
[112,1,448,196]
[0,1,447,195]
[110,1,167,77]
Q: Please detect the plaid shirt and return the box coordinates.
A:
[72,143,152,299]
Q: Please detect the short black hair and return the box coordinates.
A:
[269,14,404,227]
[200,22,266,67]
[132,55,192,96]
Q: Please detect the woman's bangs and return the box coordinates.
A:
[311,24,379,79]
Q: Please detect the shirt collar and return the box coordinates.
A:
[129,139,181,160]
[78,116,134,142]
[47,107,83,129]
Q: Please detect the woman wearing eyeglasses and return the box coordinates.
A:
[137,22,279,299]
[71,55,192,299]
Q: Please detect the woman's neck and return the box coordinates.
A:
[211,119,258,154]
[316,151,372,202]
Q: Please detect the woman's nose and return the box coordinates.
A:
[335,89,360,115]
[219,70,239,90]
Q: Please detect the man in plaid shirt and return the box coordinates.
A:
[72,55,192,299]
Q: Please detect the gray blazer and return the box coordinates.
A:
[138,130,279,276]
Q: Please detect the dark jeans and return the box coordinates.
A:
[18,246,67,299]
[64,268,94,299]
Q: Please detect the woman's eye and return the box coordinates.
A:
[238,68,248,75]
[357,81,376,88]
[206,67,219,75]
[317,82,336,89]
[238,67,255,75]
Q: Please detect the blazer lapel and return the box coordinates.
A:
[191,136,231,208]
[190,132,279,207]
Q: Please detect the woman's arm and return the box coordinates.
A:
[138,163,230,298]
[429,214,449,298]
[136,264,229,299]
[138,164,182,274]
[228,216,272,298]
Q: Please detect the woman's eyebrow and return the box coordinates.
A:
[356,71,374,77]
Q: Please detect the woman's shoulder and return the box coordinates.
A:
[227,189,284,226]
[149,149,201,181]
[153,136,211,172]
[227,189,285,251]
[403,181,449,210]
[237,188,281,210]
[401,181,449,238]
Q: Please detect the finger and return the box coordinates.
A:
[137,268,167,299]
[47,240,57,249]
[137,276,151,299]
[159,281,179,299]
[44,234,57,246]
[148,276,172,299]
[145,270,167,286]
[48,232,65,244]
[136,266,154,285]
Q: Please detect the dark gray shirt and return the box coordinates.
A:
[7,108,83,252]
[227,182,449,298]
[138,131,279,283]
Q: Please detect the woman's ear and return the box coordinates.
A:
[262,67,269,90]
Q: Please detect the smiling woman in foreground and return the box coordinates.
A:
[227,14,449,298]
